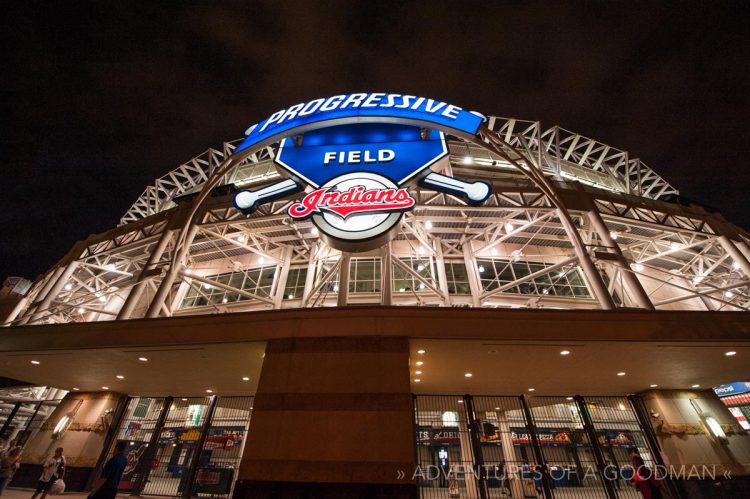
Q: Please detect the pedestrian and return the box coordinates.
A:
[0,447,22,495]
[88,441,128,499]
[30,447,65,499]
[630,454,663,499]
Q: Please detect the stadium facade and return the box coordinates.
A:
[1,94,749,499]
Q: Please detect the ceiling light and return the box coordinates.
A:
[705,416,726,439]
[222,297,228,303]
[287,294,294,299]
[609,231,619,240]
[732,261,741,270]
[415,371,422,375]
[527,388,535,392]
[414,379,421,383]
[31,360,40,365]
[462,156,473,165]
[478,265,485,273]
[311,227,319,236]
[399,287,405,292]
[617,372,626,376]
[417,264,425,272]
[419,283,426,290]
[98,296,107,303]
[670,241,682,250]
[333,284,339,292]
[566,397,573,401]
[258,256,265,264]
[102,386,109,390]
[725,351,737,356]
[724,291,734,299]
[138,357,148,362]
[78,308,85,314]
[632,263,644,272]
[417,350,425,354]
[491,248,498,256]
[504,222,514,234]
[693,275,704,285]
[72,388,79,391]
[650,384,658,388]
[416,361,423,366]
[181,398,187,401]
[237,234,246,243]
[691,384,700,388]
[425,220,433,230]
[206,389,213,393]
[116,375,124,379]
[560,350,571,356]
[457,400,463,404]
[618,403,627,411]
[464,373,473,378]
[64,283,73,291]
[242,377,250,381]
[494,407,500,410]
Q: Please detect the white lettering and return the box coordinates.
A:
[425,99,446,113]
[278,103,304,125]
[395,95,414,109]
[442,104,461,119]
[362,93,385,108]
[383,94,400,107]
[410,96,426,110]
[363,150,376,163]
[347,151,361,163]
[320,95,346,112]
[298,98,325,116]
[258,110,285,133]
[379,149,395,162]
[341,93,368,109]
[323,152,337,165]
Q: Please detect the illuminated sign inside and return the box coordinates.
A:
[232,95,492,251]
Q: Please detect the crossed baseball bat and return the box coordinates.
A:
[233,173,491,215]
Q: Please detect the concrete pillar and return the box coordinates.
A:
[496,411,524,498]
[28,262,79,324]
[233,336,416,498]
[337,253,351,307]
[146,223,199,318]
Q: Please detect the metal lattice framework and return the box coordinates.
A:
[5,115,750,327]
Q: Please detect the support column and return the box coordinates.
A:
[183,395,219,498]
[118,228,176,320]
[495,410,524,498]
[587,209,655,310]
[131,397,173,496]
[717,235,750,281]
[28,262,79,324]
[301,242,318,306]
[464,395,486,499]
[381,244,392,305]
[146,224,199,318]
[557,209,616,310]
[462,242,481,307]
[518,396,554,499]
[337,252,351,307]
[273,246,293,308]
[234,336,415,498]
[573,396,617,499]
[433,238,451,306]
[19,267,66,324]
[0,403,20,438]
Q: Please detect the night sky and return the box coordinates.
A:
[2,1,749,282]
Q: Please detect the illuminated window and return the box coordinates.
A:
[283,268,307,299]
[349,258,381,293]
[181,266,277,308]
[444,262,471,294]
[476,258,591,298]
[393,257,436,292]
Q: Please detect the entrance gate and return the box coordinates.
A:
[414,394,672,499]
[100,396,254,498]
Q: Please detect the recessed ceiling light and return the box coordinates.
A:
[724,291,735,299]
[494,407,500,410]
[692,384,700,388]
[424,220,433,230]
[138,357,148,362]
[650,384,658,388]
[416,361,424,366]
[725,351,737,356]
[417,349,426,354]
[464,373,473,378]
[632,263,644,272]
[617,372,626,376]
[527,388,535,392]
[457,400,463,404]
[206,389,213,393]
[72,387,80,391]
[64,283,73,291]
[181,398,187,401]
[566,397,573,401]
[414,379,421,383]
[102,386,109,390]
[30,360,40,365]
[116,375,124,379]
[415,371,422,375]
[242,377,250,381]
[560,350,570,356]
[609,231,619,240]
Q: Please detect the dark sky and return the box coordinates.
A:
[2,0,749,281]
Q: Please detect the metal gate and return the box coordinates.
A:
[101,395,253,498]
[414,394,670,499]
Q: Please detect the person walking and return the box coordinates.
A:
[88,441,128,499]
[31,447,65,499]
[0,447,22,495]
[630,454,663,499]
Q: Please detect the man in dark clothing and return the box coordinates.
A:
[89,441,128,499]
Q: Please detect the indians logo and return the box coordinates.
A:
[232,120,491,251]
